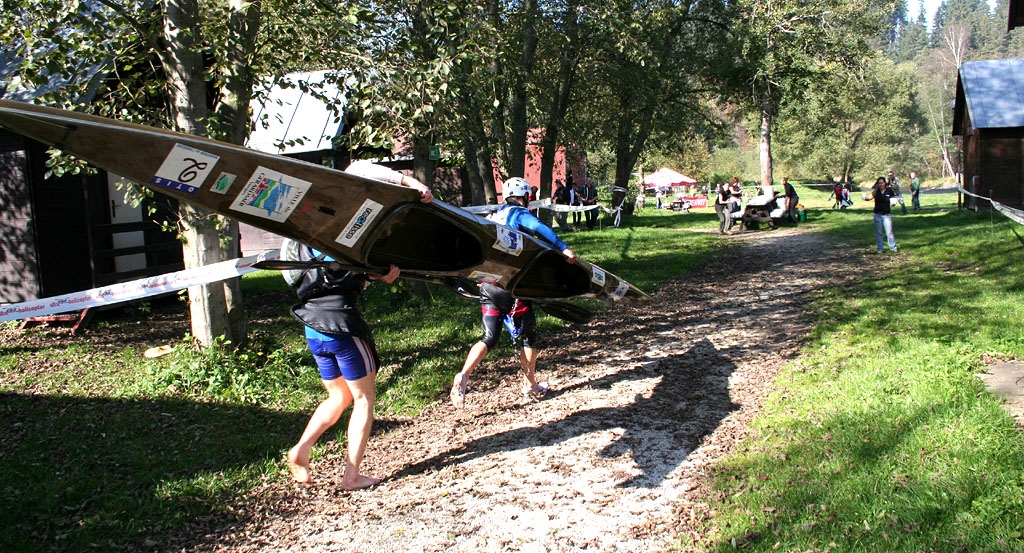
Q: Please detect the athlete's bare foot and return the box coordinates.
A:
[341,473,381,491]
[287,446,313,483]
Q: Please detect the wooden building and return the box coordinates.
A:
[953,58,1024,210]
[0,130,183,303]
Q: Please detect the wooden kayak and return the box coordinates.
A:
[0,99,650,304]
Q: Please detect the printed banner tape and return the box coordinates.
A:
[0,250,281,323]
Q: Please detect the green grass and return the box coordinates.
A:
[8,190,1024,552]
[0,206,717,552]
[683,191,1024,552]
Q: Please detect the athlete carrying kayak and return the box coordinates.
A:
[287,161,431,489]
[450,177,577,408]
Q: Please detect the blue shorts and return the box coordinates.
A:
[306,335,376,381]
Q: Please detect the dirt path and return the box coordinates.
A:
[202,225,866,553]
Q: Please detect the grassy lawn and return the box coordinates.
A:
[4,185,1024,552]
[685,188,1024,552]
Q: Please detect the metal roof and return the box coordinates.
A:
[246,70,348,154]
[957,59,1024,130]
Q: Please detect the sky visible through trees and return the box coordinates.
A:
[912,0,995,26]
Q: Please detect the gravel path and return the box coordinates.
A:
[196,224,866,553]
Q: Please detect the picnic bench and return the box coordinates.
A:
[729,195,790,231]
[669,199,691,212]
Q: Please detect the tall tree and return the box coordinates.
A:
[571,0,731,192]
[1,0,362,347]
[897,9,931,61]
[775,57,920,182]
[534,0,585,202]
[883,0,911,59]
[733,0,896,188]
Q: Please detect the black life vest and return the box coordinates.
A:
[288,245,377,363]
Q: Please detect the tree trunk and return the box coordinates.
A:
[463,139,486,205]
[179,205,245,345]
[613,99,655,190]
[759,92,774,188]
[459,94,496,205]
[509,0,539,178]
[538,0,580,194]
[162,0,246,347]
[216,0,261,143]
[412,130,435,188]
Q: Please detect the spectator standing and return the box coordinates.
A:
[580,179,599,229]
[570,178,583,228]
[830,178,843,209]
[887,171,907,215]
[726,178,743,233]
[864,176,898,253]
[713,182,729,234]
[782,176,799,223]
[909,171,921,212]
[552,179,572,230]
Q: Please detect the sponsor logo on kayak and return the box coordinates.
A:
[231,166,312,222]
[337,199,384,247]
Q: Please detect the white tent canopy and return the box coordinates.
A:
[643,167,697,190]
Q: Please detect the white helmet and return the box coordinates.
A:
[502,177,532,200]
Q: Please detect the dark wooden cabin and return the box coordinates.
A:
[1010,0,1024,31]
[953,58,1024,210]
[0,130,182,303]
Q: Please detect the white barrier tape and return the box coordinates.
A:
[532,199,604,213]
[463,199,607,215]
[0,250,281,323]
[956,185,1024,226]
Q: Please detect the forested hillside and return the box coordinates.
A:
[703,0,1023,185]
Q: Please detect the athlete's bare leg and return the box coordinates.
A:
[340,373,379,490]
[288,376,353,483]
[519,346,538,389]
[460,341,489,379]
[451,341,489,408]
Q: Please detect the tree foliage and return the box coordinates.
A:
[776,57,919,183]
[0,0,365,347]
[729,0,896,186]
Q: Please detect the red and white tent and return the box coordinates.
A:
[643,167,697,190]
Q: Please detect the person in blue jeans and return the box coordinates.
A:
[450,177,577,408]
[287,161,431,489]
[864,176,898,254]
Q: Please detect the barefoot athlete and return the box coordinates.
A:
[287,162,431,488]
[450,177,577,408]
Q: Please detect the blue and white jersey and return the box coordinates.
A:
[487,204,569,252]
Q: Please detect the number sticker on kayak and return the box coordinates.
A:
[151,143,220,194]
[492,227,524,256]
